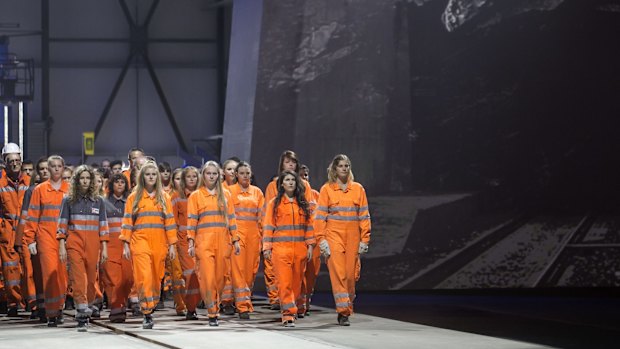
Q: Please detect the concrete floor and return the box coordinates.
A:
[0,297,556,349]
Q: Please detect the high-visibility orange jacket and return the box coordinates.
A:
[187,187,237,318]
[229,183,264,312]
[120,191,177,314]
[57,195,109,315]
[24,180,70,318]
[263,196,315,322]
[0,170,30,308]
[172,189,200,312]
[313,181,371,316]
[15,184,39,310]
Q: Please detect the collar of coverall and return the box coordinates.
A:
[45,180,69,192]
[330,180,351,192]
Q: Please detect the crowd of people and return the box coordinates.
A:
[0,144,371,331]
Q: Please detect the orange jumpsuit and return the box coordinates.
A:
[314,181,370,317]
[301,188,321,313]
[220,182,234,309]
[172,191,200,313]
[263,179,315,306]
[23,180,70,318]
[229,183,264,313]
[120,192,177,315]
[101,195,133,321]
[0,171,30,310]
[57,196,109,317]
[187,187,238,319]
[16,185,41,312]
[263,197,315,322]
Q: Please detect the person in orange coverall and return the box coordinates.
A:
[229,161,264,319]
[299,164,321,315]
[314,154,371,326]
[120,161,177,329]
[262,151,316,310]
[24,155,69,327]
[171,166,200,320]
[220,158,238,315]
[0,143,30,317]
[262,170,315,327]
[101,173,133,323]
[187,161,240,327]
[57,165,109,331]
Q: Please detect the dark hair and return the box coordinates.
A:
[90,162,100,169]
[158,161,171,173]
[107,173,129,198]
[235,161,251,172]
[110,159,123,168]
[272,170,310,221]
[36,156,48,171]
[22,159,33,167]
[127,147,145,159]
[277,150,299,174]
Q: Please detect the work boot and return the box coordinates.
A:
[337,313,350,326]
[109,315,126,323]
[176,309,187,317]
[57,313,65,324]
[155,301,165,310]
[239,312,250,320]
[130,303,141,317]
[269,303,280,311]
[296,312,305,319]
[30,311,39,319]
[76,318,88,332]
[208,317,219,327]
[283,320,295,328]
[90,306,100,318]
[142,314,154,329]
[185,311,198,320]
[223,304,235,315]
[38,308,47,323]
[0,301,7,314]
[7,307,18,317]
[47,317,58,327]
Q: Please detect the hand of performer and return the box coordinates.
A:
[263,249,272,261]
[168,244,177,260]
[307,245,314,261]
[358,241,369,254]
[233,240,241,255]
[319,239,330,258]
[188,239,195,257]
[100,241,108,264]
[28,242,37,255]
[123,242,131,260]
[58,239,67,263]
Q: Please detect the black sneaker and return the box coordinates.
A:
[57,313,65,324]
[77,318,88,332]
[0,301,8,314]
[185,311,198,320]
[38,308,47,323]
[131,303,142,317]
[223,304,235,315]
[269,303,280,311]
[30,310,39,319]
[296,312,305,319]
[7,307,18,317]
[64,296,75,310]
[283,320,295,327]
[208,317,219,327]
[337,313,350,326]
[90,307,101,318]
[239,312,250,320]
[47,317,58,327]
[142,314,154,329]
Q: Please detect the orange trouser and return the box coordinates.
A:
[301,245,321,313]
[166,254,186,312]
[38,239,67,317]
[132,248,166,315]
[101,233,133,320]
[231,242,255,313]
[66,233,100,316]
[272,244,307,322]
[325,237,359,317]
[221,256,233,306]
[177,238,200,312]
[195,233,230,318]
[18,247,37,309]
[0,243,22,308]
[31,252,45,310]
[263,257,278,304]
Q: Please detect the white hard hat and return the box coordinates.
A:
[1,142,21,156]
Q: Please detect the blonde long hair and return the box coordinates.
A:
[67,165,97,205]
[132,161,167,215]
[200,161,228,219]
[327,154,354,184]
[180,166,200,199]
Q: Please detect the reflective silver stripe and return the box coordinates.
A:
[276,224,307,231]
[57,228,67,234]
[235,296,251,301]
[186,225,196,231]
[178,225,187,231]
[272,236,305,243]
[76,303,89,311]
[165,224,176,231]
[184,288,200,295]
[123,213,132,218]
[188,214,199,220]
[3,261,20,267]
[333,293,349,299]
[236,216,259,221]
[307,226,314,231]
[196,222,226,229]
[229,225,237,230]
[109,227,121,233]
[58,218,68,225]
[108,217,122,223]
[5,213,20,220]
[281,302,296,310]
[326,215,361,221]
[71,224,99,231]
[165,213,174,219]
[264,225,275,231]
[235,207,259,213]
[358,214,370,220]
[42,204,63,210]
[39,216,59,222]
[315,214,327,220]
[198,210,224,219]
[6,279,20,286]
[262,237,273,243]
[29,204,41,211]
[45,294,66,304]
[234,287,251,293]
[142,296,160,303]
[70,214,99,221]
[317,206,328,211]
[228,214,235,220]
[134,223,165,229]
[100,220,108,227]
[121,224,133,230]
[183,269,194,276]
[336,302,350,308]
[328,206,359,212]
[136,211,165,219]
[358,206,369,211]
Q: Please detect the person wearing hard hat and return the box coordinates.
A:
[0,143,30,317]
